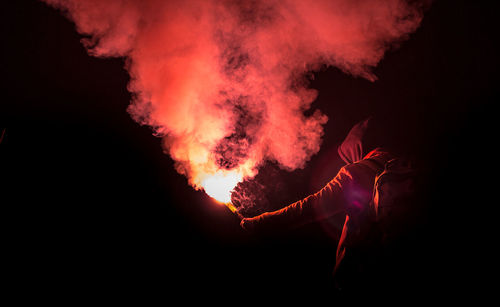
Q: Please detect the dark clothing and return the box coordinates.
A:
[241,118,425,293]
[241,148,393,290]
[241,148,392,233]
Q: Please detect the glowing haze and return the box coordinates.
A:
[43,0,425,204]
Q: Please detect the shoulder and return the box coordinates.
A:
[337,162,373,186]
[363,147,395,162]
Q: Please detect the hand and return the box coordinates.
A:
[240,218,254,231]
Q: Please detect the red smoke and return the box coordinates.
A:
[43,0,424,203]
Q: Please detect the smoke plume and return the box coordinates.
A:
[43,0,425,201]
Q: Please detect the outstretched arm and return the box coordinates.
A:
[241,167,352,233]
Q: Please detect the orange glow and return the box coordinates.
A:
[45,0,425,215]
[201,170,243,204]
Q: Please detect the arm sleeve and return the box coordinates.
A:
[242,167,352,233]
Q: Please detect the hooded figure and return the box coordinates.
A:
[240,117,423,293]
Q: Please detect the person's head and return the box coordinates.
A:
[337,116,394,164]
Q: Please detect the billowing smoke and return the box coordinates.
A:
[43,0,425,203]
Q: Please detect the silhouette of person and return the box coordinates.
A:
[240,117,425,294]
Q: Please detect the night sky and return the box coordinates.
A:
[1,0,497,302]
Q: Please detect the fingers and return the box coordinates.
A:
[240,218,254,231]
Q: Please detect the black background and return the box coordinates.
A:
[1,0,497,303]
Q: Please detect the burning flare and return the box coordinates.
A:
[201,170,243,204]
[42,0,425,210]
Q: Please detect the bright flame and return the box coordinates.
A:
[44,0,426,214]
[201,171,243,204]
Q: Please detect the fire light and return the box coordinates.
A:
[44,0,425,220]
[201,170,243,204]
